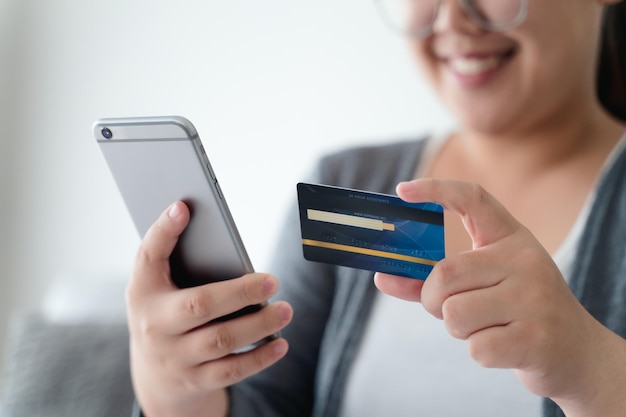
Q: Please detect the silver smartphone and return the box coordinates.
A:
[94,115,265,322]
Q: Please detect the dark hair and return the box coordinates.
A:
[597,2,626,122]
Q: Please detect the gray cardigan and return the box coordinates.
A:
[3,138,625,417]
[230,137,626,417]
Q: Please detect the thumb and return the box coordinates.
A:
[396,179,521,249]
[131,201,191,292]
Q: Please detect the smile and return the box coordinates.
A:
[443,49,515,87]
[448,56,503,76]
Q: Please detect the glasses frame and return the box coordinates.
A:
[375,0,529,38]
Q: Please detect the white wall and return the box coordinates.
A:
[0,0,453,382]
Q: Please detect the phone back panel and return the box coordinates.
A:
[94,116,253,288]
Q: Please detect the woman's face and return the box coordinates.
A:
[410,0,607,135]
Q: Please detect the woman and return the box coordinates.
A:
[127,0,626,416]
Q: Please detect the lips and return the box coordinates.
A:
[441,49,515,87]
[448,56,502,76]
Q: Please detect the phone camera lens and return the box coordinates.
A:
[101,127,113,139]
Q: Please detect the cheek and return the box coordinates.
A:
[408,41,441,89]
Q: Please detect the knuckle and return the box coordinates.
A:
[467,340,487,366]
[179,373,202,394]
[468,330,521,369]
[431,259,460,302]
[124,287,144,325]
[134,242,154,267]
[134,316,159,341]
[434,258,457,283]
[442,300,466,340]
[220,360,245,383]
[125,288,156,338]
[467,337,498,368]
[252,347,268,370]
[213,326,236,353]
[124,282,138,308]
[262,307,279,334]
[184,291,213,318]
[238,279,257,305]
[469,183,488,205]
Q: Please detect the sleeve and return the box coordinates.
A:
[227,165,339,416]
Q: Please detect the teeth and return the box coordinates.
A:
[449,56,501,75]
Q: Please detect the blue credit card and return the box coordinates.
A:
[296,182,445,280]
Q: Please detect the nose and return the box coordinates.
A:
[432,0,483,34]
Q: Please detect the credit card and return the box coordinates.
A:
[296,182,445,280]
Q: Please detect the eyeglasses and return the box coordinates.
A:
[375,0,529,38]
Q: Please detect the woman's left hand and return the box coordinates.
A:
[375,178,626,417]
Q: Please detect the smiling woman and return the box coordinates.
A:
[3,1,626,417]
[121,0,626,416]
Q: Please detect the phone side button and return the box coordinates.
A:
[206,162,216,180]
[214,180,224,199]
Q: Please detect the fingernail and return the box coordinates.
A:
[262,276,277,295]
[396,181,412,193]
[272,340,288,357]
[278,304,292,323]
[168,202,181,219]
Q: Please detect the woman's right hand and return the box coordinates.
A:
[126,201,293,417]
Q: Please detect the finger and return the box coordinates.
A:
[440,285,514,340]
[190,338,289,390]
[178,301,293,366]
[162,273,281,334]
[374,272,425,302]
[465,322,530,369]
[131,201,191,293]
[421,248,507,318]
[396,179,522,248]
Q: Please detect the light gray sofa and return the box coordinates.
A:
[0,278,136,417]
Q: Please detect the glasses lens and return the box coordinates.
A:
[465,0,526,30]
[377,0,439,37]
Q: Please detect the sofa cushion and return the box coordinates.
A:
[1,314,134,417]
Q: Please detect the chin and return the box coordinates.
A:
[456,111,518,136]
[445,89,523,134]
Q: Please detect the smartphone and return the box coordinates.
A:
[94,115,266,324]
